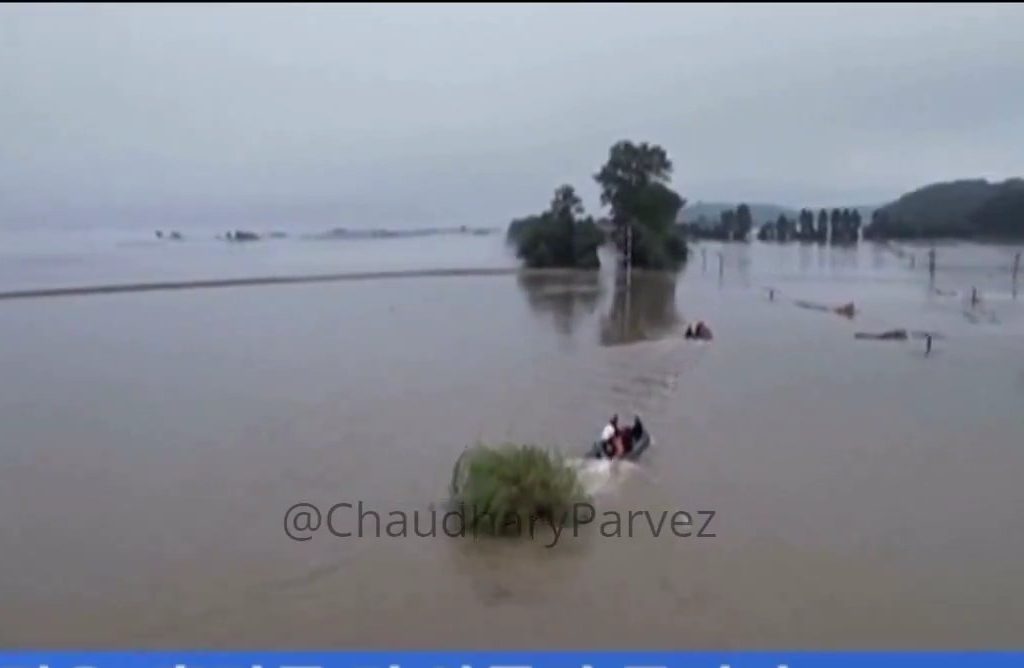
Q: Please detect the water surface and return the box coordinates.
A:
[0,239,1022,648]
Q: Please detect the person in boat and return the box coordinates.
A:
[631,415,645,443]
[685,321,713,341]
[600,415,624,458]
[599,415,646,459]
[623,416,646,455]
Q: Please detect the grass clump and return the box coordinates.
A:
[450,442,589,537]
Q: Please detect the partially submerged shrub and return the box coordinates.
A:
[450,442,588,537]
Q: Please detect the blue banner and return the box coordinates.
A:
[2,653,1024,668]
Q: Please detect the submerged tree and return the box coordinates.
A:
[510,185,604,269]
[719,209,737,239]
[734,203,753,241]
[798,208,815,241]
[829,208,842,242]
[594,140,688,270]
[817,209,829,242]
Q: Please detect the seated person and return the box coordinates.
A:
[694,321,713,340]
[600,415,622,458]
[631,415,644,441]
[621,416,644,455]
[685,322,713,340]
[619,428,634,455]
[600,416,645,458]
[600,414,619,443]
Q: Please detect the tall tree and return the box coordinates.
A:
[735,203,753,241]
[834,208,849,243]
[720,209,737,239]
[776,214,792,242]
[817,209,829,241]
[550,184,584,219]
[798,209,814,240]
[829,208,841,242]
[594,141,687,269]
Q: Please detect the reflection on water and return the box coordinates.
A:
[517,269,683,347]
[516,271,604,338]
[600,271,682,346]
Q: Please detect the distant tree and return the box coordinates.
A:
[757,221,774,242]
[506,214,544,246]
[832,208,849,243]
[511,184,604,269]
[734,203,753,241]
[864,210,883,240]
[851,209,862,241]
[720,209,737,239]
[817,209,829,241]
[776,214,795,242]
[798,209,815,241]
[594,140,688,269]
[782,214,797,241]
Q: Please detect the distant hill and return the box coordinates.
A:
[676,180,1024,241]
[865,178,1024,239]
[879,179,1023,228]
[679,202,798,227]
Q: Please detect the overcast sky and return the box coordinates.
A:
[2,3,1023,228]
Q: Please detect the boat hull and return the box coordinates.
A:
[586,431,652,461]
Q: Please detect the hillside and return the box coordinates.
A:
[865,178,1024,239]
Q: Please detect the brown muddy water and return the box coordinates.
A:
[0,241,1022,648]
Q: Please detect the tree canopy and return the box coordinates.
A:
[509,185,604,269]
[594,140,688,270]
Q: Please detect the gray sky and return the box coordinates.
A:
[2,3,1023,228]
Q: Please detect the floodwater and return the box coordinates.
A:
[0,235,1022,648]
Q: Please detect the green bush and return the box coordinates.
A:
[507,185,605,269]
[450,442,589,536]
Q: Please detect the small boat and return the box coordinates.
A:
[586,424,653,461]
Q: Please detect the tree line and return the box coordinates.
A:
[682,206,864,244]
[757,208,863,243]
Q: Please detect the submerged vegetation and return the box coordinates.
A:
[449,442,588,537]
[508,185,604,269]
[595,140,689,270]
[508,140,689,271]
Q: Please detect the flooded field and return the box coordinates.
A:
[0,239,1022,648]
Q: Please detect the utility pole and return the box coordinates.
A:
[928,247,937,291]
[1013,251,1021,300]
[625,220,633,288]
